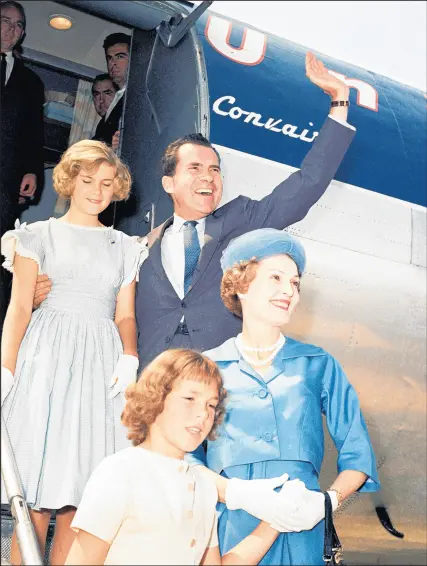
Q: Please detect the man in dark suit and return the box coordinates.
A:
[92,33,130,147]
[0,0,44,330]
[1,0,44,235]
[34,53,355,369]
[135,53,356,367]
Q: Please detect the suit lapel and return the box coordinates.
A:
[189,209,225,291]
[147,216,177,296]
[106,96,123,126]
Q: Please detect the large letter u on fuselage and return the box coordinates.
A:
[205,15,267,66]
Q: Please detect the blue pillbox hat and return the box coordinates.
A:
[220,228,306,275]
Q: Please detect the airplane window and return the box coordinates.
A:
[25,62,85,164]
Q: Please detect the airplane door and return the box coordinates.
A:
[116,9,210,236]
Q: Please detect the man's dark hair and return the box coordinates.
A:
[102,32,131,52]
[162,133,221,177]
[91,73,118,95]
[0,1,26,29]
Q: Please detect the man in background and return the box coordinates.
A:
[92,33,130,147]
[91,73,118,121]
[0,0,44,333]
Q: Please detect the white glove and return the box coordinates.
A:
[271,489,339,532]
[226,475,312,530]
[108,355,139,400]
[1,367,15,406]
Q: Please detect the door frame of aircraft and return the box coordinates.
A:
[57,0,211,235]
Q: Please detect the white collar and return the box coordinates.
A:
[3,51,14,62]
[172,214,206,235]
[104,86,126,120]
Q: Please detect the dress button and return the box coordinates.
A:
[190,538,196,548]
[264,432,273,442]
[258,389,268,399]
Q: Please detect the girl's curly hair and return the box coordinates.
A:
[220,258,259,318]
[52,139,131,201]
[121,349,227,446]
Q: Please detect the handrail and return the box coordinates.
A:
[1,413,44,565]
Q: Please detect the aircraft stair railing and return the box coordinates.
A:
[1,412,44,565]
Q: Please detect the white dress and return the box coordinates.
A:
[1,218,148,511]
[71,447,219,565]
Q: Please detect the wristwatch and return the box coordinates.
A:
[331,100,349,107]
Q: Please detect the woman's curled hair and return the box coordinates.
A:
[220,258,259,318]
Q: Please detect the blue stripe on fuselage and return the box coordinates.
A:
[196,14,426,207]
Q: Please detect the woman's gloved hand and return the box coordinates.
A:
[271,488,339,532]
[108,355,139,400]
[1,366,15,406]
[226,475,314,531]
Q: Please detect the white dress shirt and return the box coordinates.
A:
[328,114,356,131]
[3,51,14,85]
[161,215,206,300]
[104,86,126,121]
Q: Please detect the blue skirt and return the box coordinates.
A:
[218,460,325,566]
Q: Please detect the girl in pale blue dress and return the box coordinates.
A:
[0,140,148,564]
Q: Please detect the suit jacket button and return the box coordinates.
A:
[181,301,186,308]
[258,389,268,399]
[165,337,171,344]
[264,432,273,442]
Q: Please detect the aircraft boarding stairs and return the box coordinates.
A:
[1,413,45,566]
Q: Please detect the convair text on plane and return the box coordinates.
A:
[213,95,319,143]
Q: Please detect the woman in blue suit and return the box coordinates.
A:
[187,228,380,565]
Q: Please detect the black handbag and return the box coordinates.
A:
[323,491,346,565]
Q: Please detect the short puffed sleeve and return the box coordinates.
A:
[121,234,149,288]
[71,454,130,544]
[1,220,45,274]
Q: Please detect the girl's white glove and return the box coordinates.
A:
[108,355,139,400]
[1,367,15,406]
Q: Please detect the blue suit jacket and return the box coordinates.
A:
[136,117,355,367]
[187,336,380,492]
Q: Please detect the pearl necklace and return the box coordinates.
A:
[238,334,283,352]
[235,333,286,367]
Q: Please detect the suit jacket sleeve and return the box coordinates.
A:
[234,116,355,230]
[321,355,380,492]
[23,71,45,185]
